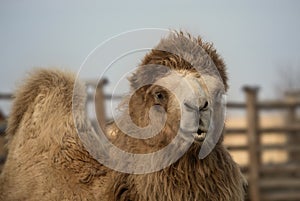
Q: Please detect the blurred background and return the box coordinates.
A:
[0,1,300,200]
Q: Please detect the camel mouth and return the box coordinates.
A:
[179,127,207,142]
[193,129,207,142]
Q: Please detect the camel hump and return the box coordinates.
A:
[6,68,82,140]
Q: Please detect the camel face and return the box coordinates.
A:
[151,71,211,144]
[127,68,224,154]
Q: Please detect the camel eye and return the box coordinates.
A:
[155,92,164,101]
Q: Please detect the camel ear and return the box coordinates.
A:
[198,92,226,159]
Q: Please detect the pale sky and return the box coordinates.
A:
[1,0,300,115]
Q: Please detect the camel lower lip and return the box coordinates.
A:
[193,132,206,142]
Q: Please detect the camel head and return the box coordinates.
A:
[118,32,227,159]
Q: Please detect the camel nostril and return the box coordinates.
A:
[200,101,208,111]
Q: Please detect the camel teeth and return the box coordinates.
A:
[193,132,206,142]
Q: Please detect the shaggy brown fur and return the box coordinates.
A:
[0,32,246,201]
[0,69,110,200]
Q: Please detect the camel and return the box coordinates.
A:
[0,31,246,201]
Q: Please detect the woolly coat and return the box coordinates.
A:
[0,32,246,201]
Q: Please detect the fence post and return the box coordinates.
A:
[243,86,260,201]
[95,79,108,130]
[285,91,299,162]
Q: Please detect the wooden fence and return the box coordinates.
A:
[1,84,300,200]
[225,87,300,201]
